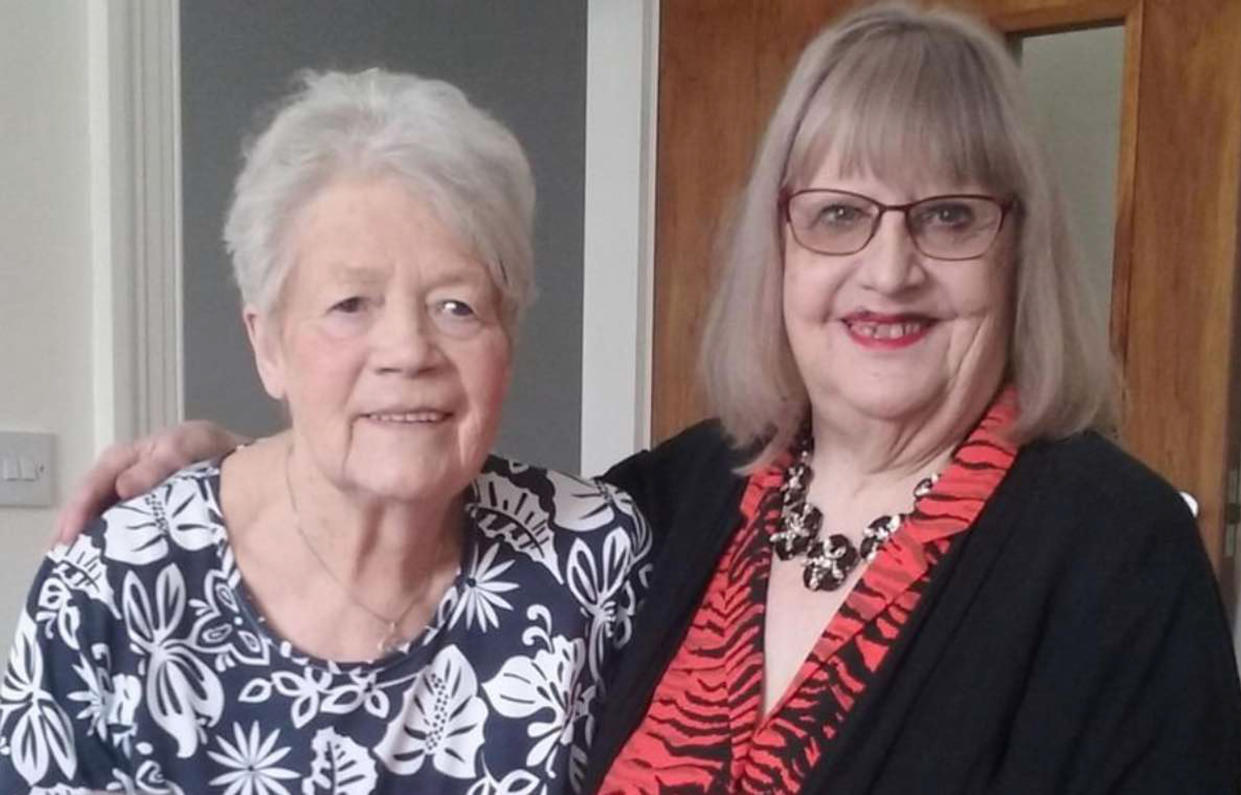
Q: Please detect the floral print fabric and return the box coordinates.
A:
[0,456,652,794]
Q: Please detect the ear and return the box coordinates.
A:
[244,304,287,401]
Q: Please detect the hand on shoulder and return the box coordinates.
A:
[55,420,247,545]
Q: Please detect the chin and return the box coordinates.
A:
[351,470,461,505]
[833,380,949,424]
[339,448,463,503]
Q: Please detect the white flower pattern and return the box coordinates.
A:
[0,614,76,784]
[376,646,488,778]
[109,758,187,793]
[303,727,377,794]
[122,565,226,758]
[482,607,588,775]
[0,456,652,793]
[104,477,217,567]
[207,721,299,795]
[449,542,519,632]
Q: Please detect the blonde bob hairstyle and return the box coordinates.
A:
[701,1,1116,465]
[224,68,536,336]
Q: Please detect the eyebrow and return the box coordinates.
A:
[324,260,492,293]
[324,263,386,286]
[424,271,492,295]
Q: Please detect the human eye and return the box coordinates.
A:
[815,200,870,227]
[328,295,371,314]
[437,299,476,319]
[912,199,978,230]
[317,295,375,338]
[430,297,485,337]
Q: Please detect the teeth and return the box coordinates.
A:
[847,320,927,339]
[367,411,447,423]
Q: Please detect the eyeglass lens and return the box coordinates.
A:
[786,191,1004,259]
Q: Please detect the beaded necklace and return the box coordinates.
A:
[768,431,937,591]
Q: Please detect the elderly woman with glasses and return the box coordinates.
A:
[0,70,651,793]
[48,3,1240,793]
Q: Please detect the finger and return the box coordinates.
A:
[53,442,140,546]
[53,423,247,547]
[114,423,241,498]
[180,420,250,460]
[115,439,191,499]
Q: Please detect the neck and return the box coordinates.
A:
[808,387,994,501]
[285,440,464,595]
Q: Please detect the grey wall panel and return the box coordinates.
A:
[180,0,585,472]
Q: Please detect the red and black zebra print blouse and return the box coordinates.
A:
[601,389,1019,793]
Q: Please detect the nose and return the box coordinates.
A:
[856,211,925,294]
[370,300,442,374]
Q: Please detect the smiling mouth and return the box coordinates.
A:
[845,320,929,339]
[841,315,935,347]
[363,410,450,424]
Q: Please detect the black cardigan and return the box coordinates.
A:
[585,421,1241,794]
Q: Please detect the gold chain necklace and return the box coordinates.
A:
[284,444,428,656]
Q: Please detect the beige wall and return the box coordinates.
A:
[0,1,95,645]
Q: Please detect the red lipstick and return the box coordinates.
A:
[841,312,934,349]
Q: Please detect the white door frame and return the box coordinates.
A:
[88,0,184,450]
[580,0,660,476]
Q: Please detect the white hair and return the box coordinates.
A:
[224,68,536,335]
[701,1,1116,466]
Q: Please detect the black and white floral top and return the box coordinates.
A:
[0,455,652,795]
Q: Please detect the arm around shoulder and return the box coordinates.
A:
[598,420,743,543]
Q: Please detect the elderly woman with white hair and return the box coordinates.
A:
[46,3,1241,793]
[0,70,650,793]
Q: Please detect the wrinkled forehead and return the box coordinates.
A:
[785,27,1023,197]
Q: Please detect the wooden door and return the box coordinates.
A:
[651,0,1241,592]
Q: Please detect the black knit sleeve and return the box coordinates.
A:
[1002,438,1241,794]
[1064,489,1240,792]
[598,420,741,556]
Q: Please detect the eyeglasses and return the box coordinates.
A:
[780,188,1016,261]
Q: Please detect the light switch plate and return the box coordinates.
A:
[0,432,55,507]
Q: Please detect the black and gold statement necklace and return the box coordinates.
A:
[768,430,938,592]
